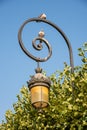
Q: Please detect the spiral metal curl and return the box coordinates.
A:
[18,17,74,73]
[32,37,52,62]
[18,20,52,62]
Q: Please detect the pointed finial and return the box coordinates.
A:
[38,13,46,19]
[38,30,45,38]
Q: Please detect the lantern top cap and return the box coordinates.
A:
[28,72,51,89]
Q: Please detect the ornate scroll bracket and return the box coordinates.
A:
[18,14,74,73]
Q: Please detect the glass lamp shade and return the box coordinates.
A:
[28,72,51,109]
[30,86,49,108]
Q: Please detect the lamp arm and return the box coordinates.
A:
[18,17,74,73]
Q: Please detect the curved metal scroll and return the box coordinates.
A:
[18,21,52,62]
[18,17,74,73]
[32,37,52,62]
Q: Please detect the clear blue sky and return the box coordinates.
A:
[0,0,87,123]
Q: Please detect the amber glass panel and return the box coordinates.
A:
[30,86,49,108]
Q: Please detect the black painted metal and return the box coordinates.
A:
[32,37,52,62]
[18,17,74,73]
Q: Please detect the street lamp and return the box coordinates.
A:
[18,14,74,109]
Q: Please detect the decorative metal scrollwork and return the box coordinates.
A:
[18,22,52,63]
[18,15,74,73]
[32,36,52,62]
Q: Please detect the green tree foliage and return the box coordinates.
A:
[0,43,87,130]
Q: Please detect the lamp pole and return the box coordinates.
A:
[18,14,74,109]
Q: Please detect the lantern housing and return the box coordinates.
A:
[28,68,51,108]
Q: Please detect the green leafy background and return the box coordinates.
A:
[0,43,87,130]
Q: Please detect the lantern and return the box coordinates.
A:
[28,68,51,108]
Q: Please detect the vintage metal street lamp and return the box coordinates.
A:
[18,14,74,109]
[28,67,51,108]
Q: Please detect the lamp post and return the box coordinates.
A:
[18,14,74,109]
